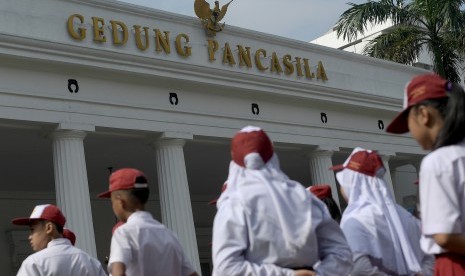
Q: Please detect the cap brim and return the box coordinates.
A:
[12,217,38,225]
[386,109,410,134]
[328,164,344,171]
[97,191,111,198]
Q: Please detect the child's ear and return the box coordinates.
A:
[417,106,431,126]
[44,221,54,235]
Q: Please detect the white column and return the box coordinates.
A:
[153,132,201,274]
[380,153,396,202]
[50,123,97,257]
[308,146,341,207]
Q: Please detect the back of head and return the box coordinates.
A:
[435,81,465,148]
[98,168,150,204]
[231,126,274,169]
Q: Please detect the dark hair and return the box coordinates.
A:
[321,197,342,223]
[130,188,150,204]
[415,83,465,149]
[129,175,149,204]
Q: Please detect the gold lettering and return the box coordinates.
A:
[67,14,86,40]
[175,33,191,57]
[282,54,294,75]
[255,49,268,71]
[154,29,170,54]
[317,61,328,81]
[270,52,283,74]
[295,57,304,77]
[303,58,314,79]
[222,43,236,65]
[110,20,128,45]
[134,25,150,51]
[237,45,252,68]
[92,17,106,42]
[207,39,219,61]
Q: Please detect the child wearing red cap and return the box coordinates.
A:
[212,126,353,276]
[332,148,434,276]
[12,204,106,276]
[308,184,342,223]
[386,73,465,274]
[98,168,198,276]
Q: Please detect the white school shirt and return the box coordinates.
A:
[17,238,107,276]
[108,211,196,276]
[420,139,465,254]
[212,190,353,276]
[350,206,435,276]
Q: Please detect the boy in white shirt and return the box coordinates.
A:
[98,168,198,276]
[12,204,107,276]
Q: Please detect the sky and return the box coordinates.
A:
[117,0,367,42]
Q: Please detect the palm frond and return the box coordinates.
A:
[363,26,425,64]
[335,0,403,41]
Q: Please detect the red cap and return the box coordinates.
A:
[112,221,125,234]
[309,184,332,200]
[63,228,76,245]
[386,73,448,134]
[98,168,148,198]
[329,149,384,177]
[12,204,66,227]
[208,183,228,206]
[231,126,273,168]
[414,179,419,185]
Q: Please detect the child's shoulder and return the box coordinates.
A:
[423,141,465,167]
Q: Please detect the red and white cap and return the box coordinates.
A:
[63,228,76,245]
[308,184,332,200]
[98,168,148,198]
[329,148,385,177]
[231,126,274,169]
[12,204,66,227]
[386,73,448,134]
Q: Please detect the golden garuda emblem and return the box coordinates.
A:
[194,0,234,36]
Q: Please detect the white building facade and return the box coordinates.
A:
[1,0,427,275]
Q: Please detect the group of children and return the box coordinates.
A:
[11,73,465,275]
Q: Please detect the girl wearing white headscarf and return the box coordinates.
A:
[212,126,353,276]
[334,147,434,276]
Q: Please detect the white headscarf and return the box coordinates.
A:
[217,126,315,252]
[337,147,422,275]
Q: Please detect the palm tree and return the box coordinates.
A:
[335,0,465,82]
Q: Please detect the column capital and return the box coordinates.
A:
[56,122,95,132]
[151,132,193,148]
[307,145,339,158]
[47,122,95,140]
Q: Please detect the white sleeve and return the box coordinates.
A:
[351,253,389,276]
[313,202,353,276]
[108,228,132,269]
[16,257,40,276]
[212,198,294,276]
[420,158,461,234]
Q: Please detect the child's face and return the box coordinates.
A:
[28,221,51,252]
